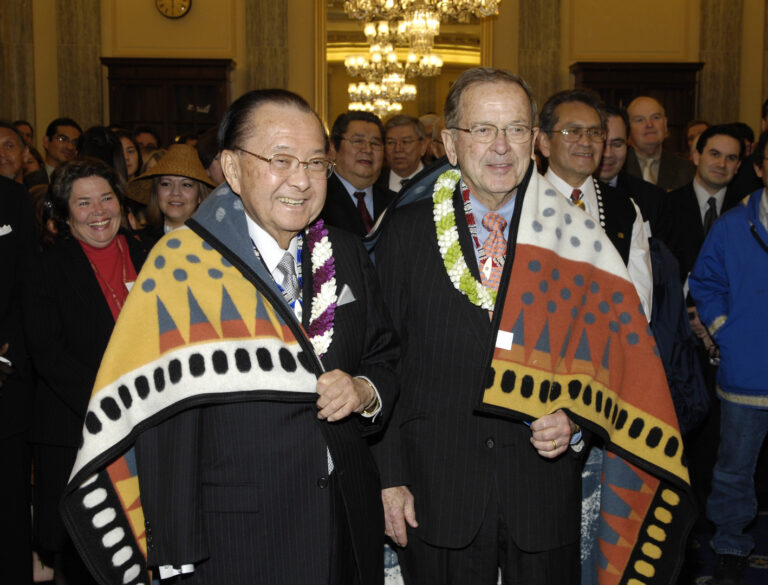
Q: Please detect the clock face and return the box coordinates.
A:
[155,0,192,19]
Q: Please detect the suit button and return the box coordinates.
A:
[317,476,329,489]
[485,438,495,449]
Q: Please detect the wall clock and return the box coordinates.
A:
[155,0,192,19]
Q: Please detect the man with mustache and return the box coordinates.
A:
[320,111,392,236]
[42,117,82,179]
[538,89,652,319]
[624,96,694,191]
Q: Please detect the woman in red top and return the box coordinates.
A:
[24,158,147,584]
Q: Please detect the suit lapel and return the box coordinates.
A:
[62,239,115,331]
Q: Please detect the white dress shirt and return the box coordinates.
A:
[545,169,653,322]
[388,162,424,192]
[692,178,727,225]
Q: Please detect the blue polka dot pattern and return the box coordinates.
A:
[208,269,223,279]
[599,301,610,314]
[609,320,619,332]
[545,188,557,197]
[594,241,602,252]
[574,275,585,286]
[547,301,557,313]
[627,333,639,345]
[612,292,624,304]
[532,221,543,232]
[585,312,596,324]
[202,241,213,250]
[619,312,631,324]
[166,238,181,249]
[522,292,534,305]
[221,257,232,267]
[173,269,188,282]
[590,281,600,294]
[585,219,596,229]
[561,287,572,300]
[141,279,156,292]
[154,256,165,269]
[186,254,201,264]
[551,269,560,281]
[570,236,581,247]
[571,306,579,319]
[528,260,541,272]
[555,228,562,239]
[539,280,548,293]
[564,213,572,225]
[543,208,555,217]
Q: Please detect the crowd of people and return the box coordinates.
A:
[1,67,767,585]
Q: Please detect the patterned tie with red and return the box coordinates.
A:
[570,188,585,210]
[480,211,507,291]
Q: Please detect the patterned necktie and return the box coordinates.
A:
[354,191,374,233]
[275,251,299,303]
[642,157,656,184]
[703,196,718,234]
[570,188,585,210]
[480,212,507,291]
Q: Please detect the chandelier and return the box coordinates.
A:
[345,0,500,23]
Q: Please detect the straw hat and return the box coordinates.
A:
[125,144,215,205]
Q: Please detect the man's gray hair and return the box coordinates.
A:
[443,68,538,129]
[384,115,426,140]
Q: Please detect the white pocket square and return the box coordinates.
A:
[0,225,12,236]
[337,284,356,306]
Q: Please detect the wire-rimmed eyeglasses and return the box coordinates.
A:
[235,147,334,178]
[547,127,606,143]
[449,123,533,144]
[341,136,384,151]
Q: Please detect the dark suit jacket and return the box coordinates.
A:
[616,170,673,245]
[319,172,394,236]
[624,147,695,192]
[373,184,583,552]
[666,182,741,282]
[134,191,399,584]
[24,234,147,446]
[0,178,36,438]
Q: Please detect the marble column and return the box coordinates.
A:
[244,0,288,91]
[55,0,101,129]
[518,0,560,115]
[699,0,742,123]
[0,0,35,123]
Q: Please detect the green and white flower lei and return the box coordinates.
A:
[433,169,497,310]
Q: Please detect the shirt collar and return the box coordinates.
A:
[544,168,594,198]
[245,213,299,275]
[633,148,661,164]
[692,177,727,215]
[334,171,373,198]
[391,162,424,182]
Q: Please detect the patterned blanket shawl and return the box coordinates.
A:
[475,169,693,585]
[60,227,320,585]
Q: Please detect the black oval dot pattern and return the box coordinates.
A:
[84,345,314,438]
[492,369,681,460]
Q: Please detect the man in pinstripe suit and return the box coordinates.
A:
[373,68,584,584]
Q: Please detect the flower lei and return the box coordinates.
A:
[433,169,497,310]
[306,219,337,356]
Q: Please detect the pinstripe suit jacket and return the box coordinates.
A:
[372,183,583,552]
[134,188,399,584]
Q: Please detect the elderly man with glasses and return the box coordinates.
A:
[538,89,653,319]
[320,111,393,236]
[42,117,82,178]
[61,89,399,585]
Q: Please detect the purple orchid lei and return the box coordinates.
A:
[306,219,337,357]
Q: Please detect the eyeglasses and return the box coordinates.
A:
[385,137,419,148]
[54,134,78,145]
[449,124,533,144]
[548,127,606,143]
[342,136,384,151]
[235,147,334,178]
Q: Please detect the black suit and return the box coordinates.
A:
[373,188,583,564]
[320,172,394,236]
[666,182,741,283]
[615,170,673,245]
[134,190,399,584]
[0,177,36,584]
[624,147,695,192]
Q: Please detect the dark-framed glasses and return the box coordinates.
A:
[235,147,334,178]
[549,127,606,143]
[449,123,533,144]
[342,136,384,151]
